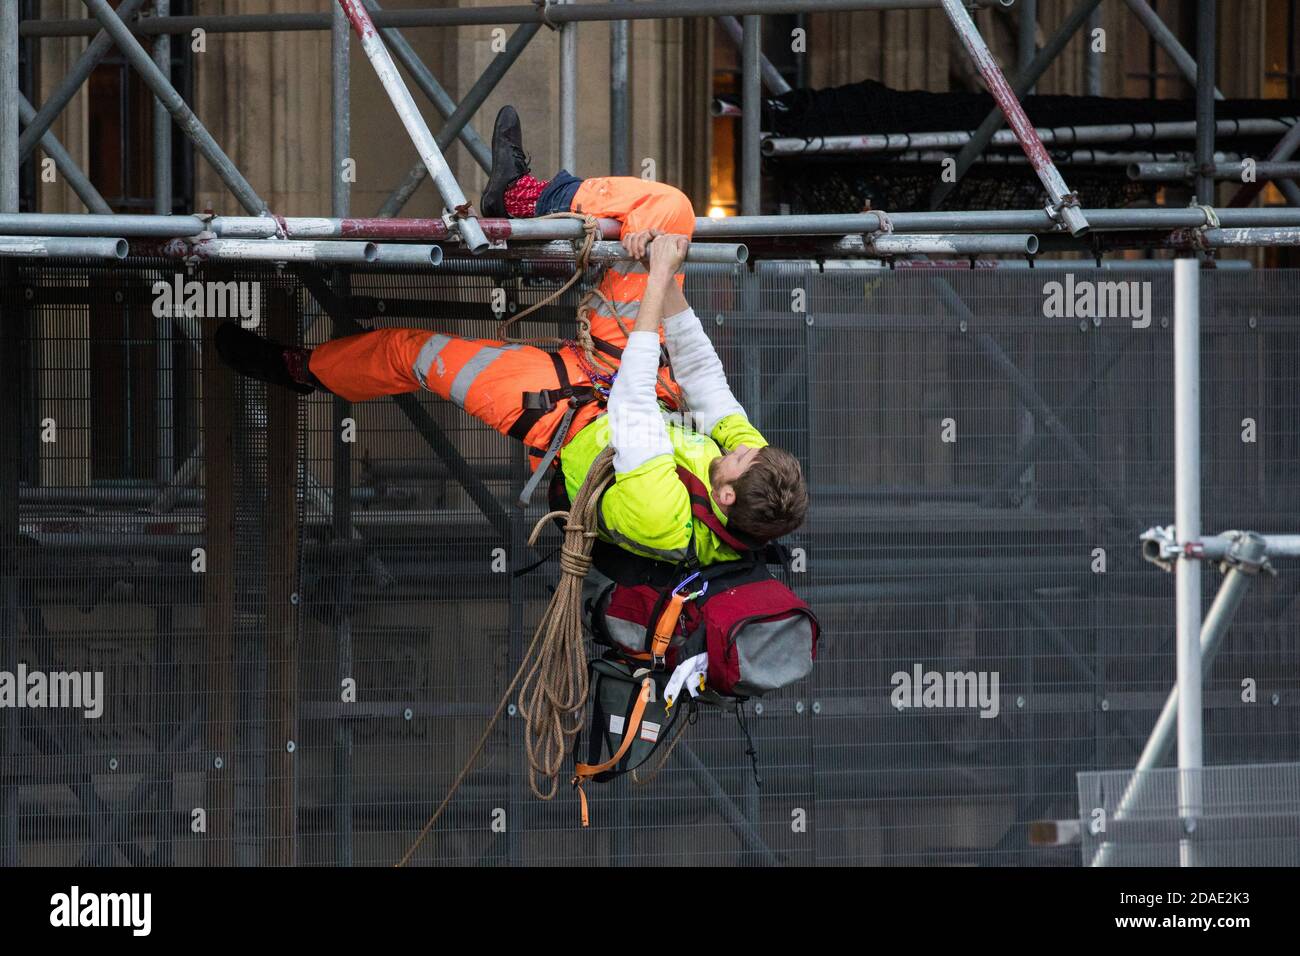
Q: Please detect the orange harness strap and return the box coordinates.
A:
[572,676,653,826]
[651,592,687,669]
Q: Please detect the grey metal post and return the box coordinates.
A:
[333,4,351,220]
[1,0,18,213]
[0,263,19,865]
[1123,0,1223,100]
[82,0,268,214]
[740,15,761,216]
[560,2,579,172]
[155,0,175,488]
[362,0,491,173]
[377,23,541,218]
[1130,161,1300,183]
[937,0,1092,235]
[330,2,355,867]
[153,0,172,216]
[1084,5,1102,96]
[1173,256,1202,867]
[1092,532,1269,867]
[17,0,153,161]
[610,2,631,175]
[18,95,112,214]
[1194,0,1216,205]
[717,15,790,95]
[336,0,487,252]
[1016,0,1037,95]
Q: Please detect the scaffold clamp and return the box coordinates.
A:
[1218,530,1276,577]
[1045,191,1081,231]
[1140,525,1187,572]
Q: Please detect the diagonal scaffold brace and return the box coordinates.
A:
[936,0,1092,236]
[335,0,490,253]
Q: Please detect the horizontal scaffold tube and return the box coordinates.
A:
[0,235,128,259]
[20,1,1014,38]
[143,238,381,263]
[9,206,1300,245]
[372,243,444,266]
[1129,161,1300,182]
[897,149,1239,167]
[748,234,1040,256]
[762,118,1299,156]
[1176,227,1300,248]
[0,213,209,237]
[476,240,749,263]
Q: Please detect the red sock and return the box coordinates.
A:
[504,174,549,218]
[283,348,317,388]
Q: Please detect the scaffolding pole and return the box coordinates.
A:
[718,15,790,95]
[610,1,632,175]
[1173,256,1202,868]
[1016,0,1036,94]
[9,204,1300,245]
[1,1,18,214]
[9,210,1300,255]
[153,0,173,217]
[1193,0,1216,204]
[1084,4,1101,96]
[377,22,541,218]
[83,0,268,215]
[930,0,1103,227]
[741,15,762,216]
[18,94,112,214]
[1093,532,1270,867]
[1130,161,1300,182]
[22,1,1016,38]
[1123,0,1223,100]
[763,118,1297,156]
[363,0,492,174]
[0,236,129,259]
[17,0,152,160]
[560,1,579,172]
[336,0,488,252]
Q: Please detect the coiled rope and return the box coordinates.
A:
[395,446,615,867]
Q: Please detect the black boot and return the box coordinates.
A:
[480,105,531,218]
[213,322,318,394]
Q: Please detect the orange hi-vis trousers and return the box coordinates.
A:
[309,177,695,453]
[309,328,606,454]
[570,176,693,406]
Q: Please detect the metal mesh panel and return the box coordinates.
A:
[1080,762,1300,866]
[3,261,1299,866]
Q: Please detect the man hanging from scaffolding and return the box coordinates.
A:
[214,105,808,569]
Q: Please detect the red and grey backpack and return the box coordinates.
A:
[565,466,820,824]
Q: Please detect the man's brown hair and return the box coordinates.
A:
[726,446,808,543]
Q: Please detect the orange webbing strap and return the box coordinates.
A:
[651,592,687,668]
[572,676,653,827]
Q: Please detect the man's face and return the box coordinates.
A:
[709,444,760,510]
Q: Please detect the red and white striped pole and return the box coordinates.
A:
[335,0,490,252]
[939,0,1091,236]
